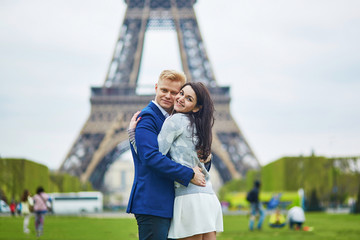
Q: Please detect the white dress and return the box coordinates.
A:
[158,114,223,238]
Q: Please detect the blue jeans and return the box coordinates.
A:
[135,214,171,240]
[35,211,46,236]
[249,202,265,230]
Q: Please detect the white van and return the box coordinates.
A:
[0,200,10,213]
[49,191,103,214]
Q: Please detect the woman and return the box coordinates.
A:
[33,186,49,237]
[20,189,34,234]
[129,82,223,239]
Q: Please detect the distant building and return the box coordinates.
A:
[104,150,134,207]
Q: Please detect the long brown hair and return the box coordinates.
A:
[180,82,215,159]
[21,189,30,202]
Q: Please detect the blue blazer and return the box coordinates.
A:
[126,101,194,218]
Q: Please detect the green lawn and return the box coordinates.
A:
[1,213,359,240]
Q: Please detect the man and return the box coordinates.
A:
[126,70,206,240]
[246,180,265,231]
[287,206,306,230]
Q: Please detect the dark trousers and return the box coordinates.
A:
[135,214,171,240]
[289,220,303,230]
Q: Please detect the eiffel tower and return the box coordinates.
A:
[59,0,260,189]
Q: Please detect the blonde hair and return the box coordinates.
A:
[158,70,187,86]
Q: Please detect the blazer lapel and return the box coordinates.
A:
[149,101,166,122]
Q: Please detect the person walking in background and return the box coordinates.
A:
[16,201,22,215]
[21,189,34,234]
[129,82,223,239]
[33,186,49,237]
[126,70,206,240]
[246,180,265,231]
[9,199,16,216]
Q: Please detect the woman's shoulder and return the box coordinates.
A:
[163,113,189,130]
[41,192,49,199]
[168,113,189,122]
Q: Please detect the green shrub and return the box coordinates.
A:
[0,158,93,202]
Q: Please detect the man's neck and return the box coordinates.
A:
[152,100,172,116]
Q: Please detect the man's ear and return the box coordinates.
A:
[155,83,158,91]
[192,105,202,113]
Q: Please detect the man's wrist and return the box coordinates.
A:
[191,171,195,179]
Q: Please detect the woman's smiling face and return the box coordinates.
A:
[174,85,200,113]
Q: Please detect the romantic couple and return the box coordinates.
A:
[126,70,223,240]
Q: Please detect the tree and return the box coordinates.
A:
[354,184,360,214]
[307,188,321,211]
[0,188,7,203]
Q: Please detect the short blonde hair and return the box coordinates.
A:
[158,70,187,86]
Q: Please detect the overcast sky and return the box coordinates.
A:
[1,0,359,170]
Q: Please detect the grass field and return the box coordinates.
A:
[1,212,360,240]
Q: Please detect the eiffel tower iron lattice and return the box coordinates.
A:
[59,0,260,189]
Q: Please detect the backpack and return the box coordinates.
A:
[246,189,256,202]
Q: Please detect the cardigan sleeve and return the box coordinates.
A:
[127,128,137,153]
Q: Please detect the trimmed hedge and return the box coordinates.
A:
[0,158,92,203]
[261,156,360,204]
[219,155,360,207]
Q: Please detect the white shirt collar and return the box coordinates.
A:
[152,100,170,118]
